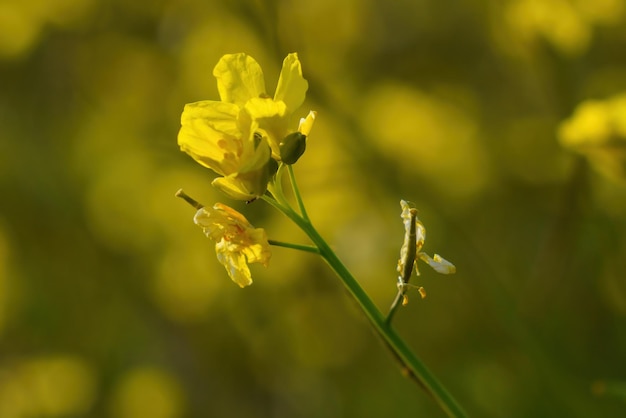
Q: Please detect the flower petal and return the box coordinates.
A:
[210,139,272,200]
[240,228,271,267]
[178,101,242,174]
[274,53,308,114]
[214,53,266,106]
[212,176,259,201]
[216,242,253,287]
[245,98,288,157]
[418,253,456,274]
[245,97,287,119]
[298,111,317,136]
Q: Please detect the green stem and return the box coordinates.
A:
[303,221,466,417]
[263,176,467,418]
[386,289,404,325]
[287,164,309,221]
[268,239,320,254]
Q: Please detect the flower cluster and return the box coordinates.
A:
[178,53,316,201]
[178,53,315,286]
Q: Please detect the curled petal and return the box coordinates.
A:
[212,176,259,201]
[418,253,456,274]
[415,221,426,253]
[216,243,253,287]
[298,111,317,136]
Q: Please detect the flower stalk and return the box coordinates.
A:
[176,52,466,417]
[268,239,320,254]
[262,167,467,418]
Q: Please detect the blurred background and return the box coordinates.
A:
[2,0,626,416]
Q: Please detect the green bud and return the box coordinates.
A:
[279,132,307,165]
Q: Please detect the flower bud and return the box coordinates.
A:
[279,132,307,165]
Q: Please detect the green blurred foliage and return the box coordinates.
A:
[1,0,626,416]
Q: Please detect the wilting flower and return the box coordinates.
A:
[213,52,313,161]
[194,203,271,287]
[397,200,455,301]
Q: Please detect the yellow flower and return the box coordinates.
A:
[558,93,626,181]
[397,200,455,299]
[178,100,273,200]
[213,53,312,160]
[178,53,314,197]
[194,203,271,287]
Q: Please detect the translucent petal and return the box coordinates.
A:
[274,53,308,114]
[214,53,266,106]
[245,97,287,119]
[241,228,271,267]
[178,101,242,174]
[418,253,456,274]
[181,101,241,136]
[193,207,225,241]
[194,204,271,287]
[242,98,288,158]
[211,176,258,201]
[298,111,317,136]
[215,243,253,287]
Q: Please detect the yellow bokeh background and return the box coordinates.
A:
[2,0,626,416]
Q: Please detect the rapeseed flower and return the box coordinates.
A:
[178,101,273,200]
[178,53,315,198]
[194,203,271,287]
[214,53,311,160]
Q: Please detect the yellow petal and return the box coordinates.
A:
[181,101,241,136]
[211,176,259,201]
[212,203,251,225]
[244,97,287,119]
[240,228,271,267]
[194,205,254,239]
[214,53,266,106]
[238,134,271,173]
[214,140,272,200]
[245,98,289,157]
[194,208,224,241]
[274,53,309,114]
[178,101,241,174]
[298,111,317,136]
[215,243,253,287]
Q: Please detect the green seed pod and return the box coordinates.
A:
[279,132,307,165]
